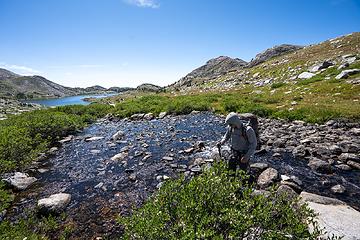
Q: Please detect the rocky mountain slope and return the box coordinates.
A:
[0,68,20,80]
[169,32,360,91]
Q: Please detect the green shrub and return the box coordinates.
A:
[0,105,109,173]
[0,214,66,240]
[0,181,14,212]
[119,163,322,239]
[0,126,45,172]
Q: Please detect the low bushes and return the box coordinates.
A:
[119,163,324,239]
[0,103,112,173]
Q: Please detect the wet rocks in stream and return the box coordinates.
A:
[37,193,71,214]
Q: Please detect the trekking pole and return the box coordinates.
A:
[217,144,222,160]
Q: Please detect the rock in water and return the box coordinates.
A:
[300,192,360,240]
[111,130,125,141]
[111,152,128,161]
[3,172,37,190]
[38,193,71,213]
[257,167,279,189]
[331,184,346,194]
[85,136,104,142]
[308,158,332,174]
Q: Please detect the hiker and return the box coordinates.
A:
[217,112,257,172]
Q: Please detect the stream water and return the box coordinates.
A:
[6,112,360,239]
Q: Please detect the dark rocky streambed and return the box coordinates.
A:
[5,112,360,239]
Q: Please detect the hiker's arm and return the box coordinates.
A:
[243,127,257,160]
[219,127,231,145]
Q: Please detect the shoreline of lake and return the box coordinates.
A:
[22,93,118,107]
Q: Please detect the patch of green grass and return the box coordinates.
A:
[119,162,329,239]
[271,82,287,89]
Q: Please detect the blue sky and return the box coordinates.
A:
[0,0,359,88]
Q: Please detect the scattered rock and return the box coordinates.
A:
[37,168,49,173]
[335,164,352,171]
[111,130,125,141]
[3,172,37,190]
[280,180,302,193]
[128,174,137,181]
[38,193,71,213]
[85,136,104,142]
[276,185,298,200]
[143,113,154,120]
[162,156,174,161]
[347,161,360,170]
[130,113,145,120]
[257,167,279,189]
[94,182,104,189]
[338,62,349,70]
[90,149,101,154]
[190,166,202,173]
[48,147,59,155]
[250,162,269,171]
[309,61,333,72]
[272,152,281,158]
[158,112,167,119]
[339,153,359,163]
[331,184,346,194]
[298,72,315,79]
[111,152,128,161]
[59,135,73,144]
[335,69,360,79]
[308,158,332,174]
[292,145,307,158]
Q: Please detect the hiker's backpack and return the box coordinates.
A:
[238,113,261,150]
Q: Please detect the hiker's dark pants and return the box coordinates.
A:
[229,149,248,172]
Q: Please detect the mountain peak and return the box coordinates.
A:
[172,56,248,88]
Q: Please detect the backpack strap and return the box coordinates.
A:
[241,121,251,143]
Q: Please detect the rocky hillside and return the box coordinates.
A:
[248,44,303,67]
[170,56,248,88]
[0,69,78,99]
[0,68,20,80]
[169,32,360,91]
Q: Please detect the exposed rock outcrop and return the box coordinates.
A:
[300,192,360,240]
[248,44,303,67]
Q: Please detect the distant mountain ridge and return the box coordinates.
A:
[0,68,121,99]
